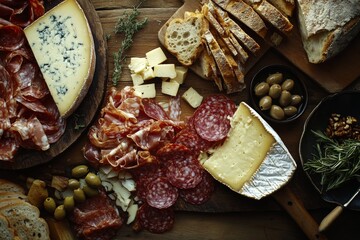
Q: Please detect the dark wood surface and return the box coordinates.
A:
[2,0,360,239]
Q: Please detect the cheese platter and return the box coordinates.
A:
[0,0,107,169]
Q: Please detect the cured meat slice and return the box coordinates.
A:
[179,172,215,205]
[146,177,178,209]
[166,154,204,189]
[156,143,190,162]
[137,203,175,234]
[142,98,169,120]
[0,24,24,51]
[175,127,213,155]
[168,96,181,121]
[193,95,236,142]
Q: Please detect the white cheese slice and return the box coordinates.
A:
[131,73,144,86]
[24,0,95,118]
[145,47,167,67]
[134,84,156,98]
[128,57,148,73]
[142,66,155,80]
[154,64,177,78]
[201,102,276,192]
[161,80,180,96]
[182,87,203,108]
[170,66,188,84]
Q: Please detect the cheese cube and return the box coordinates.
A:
[145,47,167,67]
[131,73,144,86]
[128,57,148,73]
[161,80,180,96]
[154,64,176,78]
[142,67,155,80]
[134,84,156,98]
[170,66,188,84]
[182,87,203,108]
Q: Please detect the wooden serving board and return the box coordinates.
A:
[0,0,107,170]
[158,0,360,93]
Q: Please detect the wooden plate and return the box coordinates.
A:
[0,0,107,170]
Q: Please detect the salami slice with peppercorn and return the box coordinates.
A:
[146,177,178,209]
[179,172,215,205]
[137,203,175,234]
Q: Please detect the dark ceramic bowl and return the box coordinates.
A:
[249,65,308,123]
[299,90,360,210]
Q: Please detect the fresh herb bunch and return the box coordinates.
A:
[303,130,360,192]
[112,1,148,86]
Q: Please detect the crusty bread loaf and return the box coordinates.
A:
[0,213,16,240]
[267,0,295,17]
[0,202,50,240]
[164,13,205,66]
[244,0,293,34]
[0,179,26,194]
[297,0,360,63]
[212,0,268,38]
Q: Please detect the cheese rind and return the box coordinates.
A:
[24,0,95,118]
[201,102,275,191]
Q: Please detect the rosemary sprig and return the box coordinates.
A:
[112,1,148,86]
[303,130,360,192]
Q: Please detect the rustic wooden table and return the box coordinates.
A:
[4,0,360,239]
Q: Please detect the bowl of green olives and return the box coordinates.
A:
[250,65,308,123]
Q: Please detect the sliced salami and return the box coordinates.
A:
[138,203,175,234]
[166,155,204,189]
[193,95,236,142]
[168,96,181,121]
[142,98,169,121]
[179,172,215,205]
[175,127,213,155]
[146,177,178,209]
[156,143,190,162]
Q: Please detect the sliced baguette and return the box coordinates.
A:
[0,179,25,194]
[267,0,295,17]
[0,201,50,240]
[164,13,205,66]
[201,45,224,91]
[244,0,293,34]
[210,1,261,55]
[203,30,244,93]
[0,213,16,240]
[212,0,268,38]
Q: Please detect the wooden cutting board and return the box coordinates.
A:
[158,0,360,93]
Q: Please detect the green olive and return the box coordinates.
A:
[259,96,272,111]
[71,165,89,178]
[281,79,295,91]
[85,173,101,188]
[284,106,298,117]
[54,205,66,220]
[266,72,283,85]
[291,95,302,106]
[73,188,86,203]
[68,179,80,190]
[270,105,285,120]
[43,197,56,214]
[268,84,282,99]
[279,90,292,107]
[83,185,99,197]
[254,82,270,97]
[63,196,75,212]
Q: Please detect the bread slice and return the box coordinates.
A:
[244,0,293,34]
[212,0,268,38]
[201,45,224,91]
[210,1,261,55]
[0,213,16,240]
[0,201,50,240]
[267,0,295,17]
[0,179,25,194]
[297,0,360,63]
[164,13,205,66]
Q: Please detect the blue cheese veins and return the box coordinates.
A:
[24,0,95,118]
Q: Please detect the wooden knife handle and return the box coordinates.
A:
[318,205,343,232]
[272,186,328,240]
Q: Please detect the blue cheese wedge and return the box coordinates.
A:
[24,0,95,118]
[200,102,296,199]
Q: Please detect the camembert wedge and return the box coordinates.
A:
[200,102,296,199]
[24,0,95,118]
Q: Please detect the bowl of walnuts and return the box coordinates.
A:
[249,65,308,123]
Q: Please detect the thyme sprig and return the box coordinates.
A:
[112,1,148,86]
[303,130,360,192]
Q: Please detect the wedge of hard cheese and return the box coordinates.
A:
[24,0,95,118]
[200,102,296,199]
